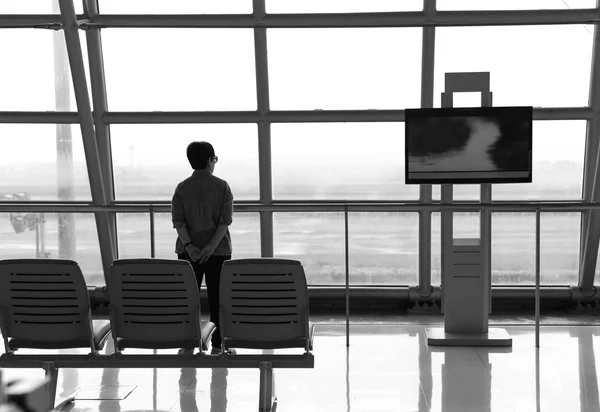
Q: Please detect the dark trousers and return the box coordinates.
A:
[178,253,231,348]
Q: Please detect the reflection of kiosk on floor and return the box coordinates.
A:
[406,72,533,346]
[3,192,50,259]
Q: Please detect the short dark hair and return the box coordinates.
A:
[186,141,215,170]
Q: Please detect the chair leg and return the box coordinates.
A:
[258,361,277,412]
[42,362,76,411]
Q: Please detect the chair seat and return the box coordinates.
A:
[117,320,216,351]
[224,322,315,351]
[9,320,111,351]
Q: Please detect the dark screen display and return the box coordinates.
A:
[405,106,532,184]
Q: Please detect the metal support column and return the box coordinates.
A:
[58,0,115,278]
[41,361,76,411]
[344,206,350,346]
[254,0,274,257]
[53,0,76,262]
[84,0,118,259]
[258,361,276,412]
[580,2,600,291]
[535,208,541,347]
[417,0,436,298]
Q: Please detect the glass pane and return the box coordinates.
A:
[433,185,481,201]
[0,30,90,111]
[271,123,417,200]
[438,0,596,9]
[0,212,103,286]
[98,0,251,14]
[102,29,256,110]
[274,212,344,285]
[492,212,580,285]
[116,213,150,258]
[111,124,259,201]
[349,212,418,285]
[117,212,261,260]
[435,25,594,107]
[268,28,422,110]
[0,0,83,13]
[0,125,91,201]
[266,0,423,13]
[493,120,585,200]
[542,213,580,285]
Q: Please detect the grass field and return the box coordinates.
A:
[0,211,585,287]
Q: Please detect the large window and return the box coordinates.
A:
[110,124,259,201]
[266,0,423,13]
[271,123,416,200]
[274,212,418,285]
[0,125,91,201]
[0,0,82,13]
[117,212,261,261]
[435,25,594,108]
[267,28,422,110]
[349,213,418,285]
[2,5,598,290]
[102,29,257,110]
[437,0,596,10]
[98,0,252,14]
[274,212,345,285]
[0,212,103,286]
[0,30,89,111]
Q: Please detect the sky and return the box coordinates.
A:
[0,0,594,171]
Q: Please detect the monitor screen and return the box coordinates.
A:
[405,106,532,184]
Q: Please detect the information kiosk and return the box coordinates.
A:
[425,72,513,346]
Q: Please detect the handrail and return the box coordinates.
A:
[0,200,596,213]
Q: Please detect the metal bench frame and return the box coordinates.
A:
[0,352,314,412]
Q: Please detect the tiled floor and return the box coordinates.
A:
[3,323,600,412]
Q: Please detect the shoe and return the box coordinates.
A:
[211,347,236,355]
[178,348,194,355]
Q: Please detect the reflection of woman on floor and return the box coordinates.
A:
[210,368,228,412]
[179,368,199,412]
[178,367,228,412]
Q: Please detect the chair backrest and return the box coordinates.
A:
[108,259,202,347]
[219,258,309,346]
[0,259,94,352]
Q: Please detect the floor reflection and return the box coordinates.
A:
[428,340,512,412]
[210,368,228,412]
[9,325,600,412]
[179,367,198,412]
[178,365,228,412]
[573,329,600,412]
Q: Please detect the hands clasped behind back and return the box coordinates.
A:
[185,243,215,264]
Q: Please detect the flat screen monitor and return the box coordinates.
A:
[405,106,532,184]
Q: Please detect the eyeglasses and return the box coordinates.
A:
[212,156,218,163]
